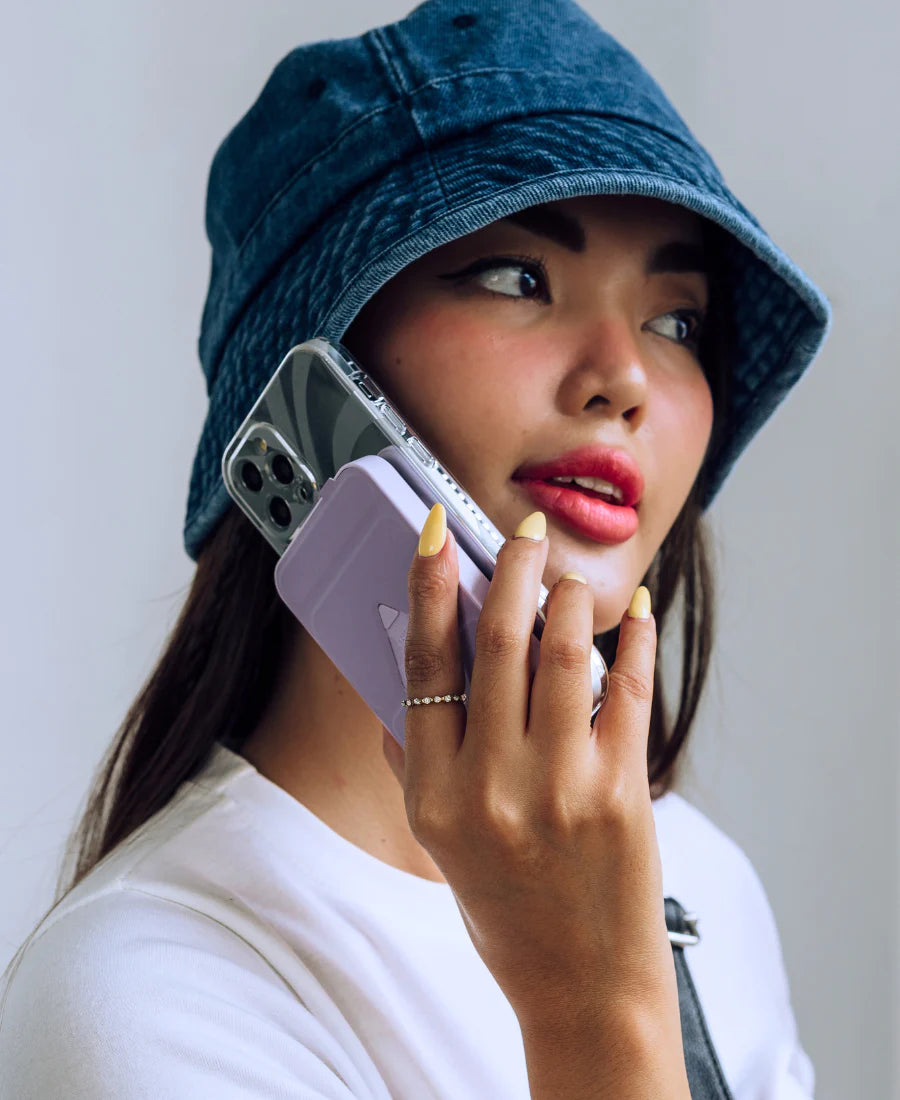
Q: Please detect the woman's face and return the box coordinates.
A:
[343,195,714,634]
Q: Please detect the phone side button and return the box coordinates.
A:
[408,436,436,467]
[381,405,407,435]
[358,374,384,401]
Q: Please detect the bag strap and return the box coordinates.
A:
[665,897,735,1099]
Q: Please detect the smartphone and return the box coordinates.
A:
[221,338,609,736]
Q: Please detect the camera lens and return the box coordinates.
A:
[268,497,291,528]
[271,453,294,484]
[240,461,263,492]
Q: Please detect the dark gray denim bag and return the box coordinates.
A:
[667,898,734,1097]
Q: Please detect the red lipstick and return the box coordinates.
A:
[512,445,643,545]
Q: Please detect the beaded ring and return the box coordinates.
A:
[401,693,468,707]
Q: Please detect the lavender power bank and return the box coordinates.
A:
[273,451,544,748]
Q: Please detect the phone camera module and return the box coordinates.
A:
[240,461,263,492]
[271,453,294,485]
[268,497,292,528]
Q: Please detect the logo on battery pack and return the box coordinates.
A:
[378,603,409,684]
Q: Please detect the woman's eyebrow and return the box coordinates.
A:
[647,240,709,276]
[502,208,586,252]
[500,208,708,275]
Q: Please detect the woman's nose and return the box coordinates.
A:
[557,317,650,427]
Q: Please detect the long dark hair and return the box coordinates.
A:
[3,219,733,988]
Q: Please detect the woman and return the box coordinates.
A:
[0,0,831,1096]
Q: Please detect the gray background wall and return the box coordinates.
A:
[1,2,897,1097]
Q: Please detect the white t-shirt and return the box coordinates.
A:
[0,743,814,1098]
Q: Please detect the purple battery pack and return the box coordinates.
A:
[273,451,543,748]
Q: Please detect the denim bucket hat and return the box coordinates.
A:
[184,0,832,561]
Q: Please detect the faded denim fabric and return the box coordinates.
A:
[667,897,734,1098]
[184,0,832,559]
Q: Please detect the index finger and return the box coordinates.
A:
[403,504,466,786]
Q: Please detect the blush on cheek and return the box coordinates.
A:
[373,311,485,441]
[394,311,500,396]
[691,383,715,464]
[676,399,714,496]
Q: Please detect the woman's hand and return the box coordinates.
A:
[382,502,681,1043]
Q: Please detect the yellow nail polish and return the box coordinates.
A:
[514,510,546,541]
[560,571,588,584]
[418,502,447,557]
[627,585,651,620]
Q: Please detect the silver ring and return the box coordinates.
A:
[401,693,468,707]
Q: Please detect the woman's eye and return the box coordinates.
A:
[438,255,549,301]
[647,309,706,350]
[475,261,545,300]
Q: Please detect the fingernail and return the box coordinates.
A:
[627,585,651,620]
[560,571,587,584]
[418,502,447,557]
[514,510,546,541]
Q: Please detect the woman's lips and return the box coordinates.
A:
[514,478,639,544]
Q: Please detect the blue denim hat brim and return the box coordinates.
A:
[184,109,831,561]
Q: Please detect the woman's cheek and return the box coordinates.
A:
[381,351,489,465]
[402,318,507,413]
[686,378,715,480]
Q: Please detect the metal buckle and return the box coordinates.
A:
[668,911,701,947]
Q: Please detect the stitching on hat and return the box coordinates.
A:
[233,71,563,258]
[239,39,536,258]
[370,28,449,207]
[370,66,701,157]
[398,67,624,94]
[235,97,700,265]
[235,92,400,258]
[234,64,700,262]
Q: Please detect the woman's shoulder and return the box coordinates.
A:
[0,737,408,1099]
[35,743,276,931]
[0,879,367,1097]
[0,882,363,1099]
[1,882,267,1007]
[0,748,289,1057]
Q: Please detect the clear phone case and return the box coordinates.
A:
[222,338,608,717]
